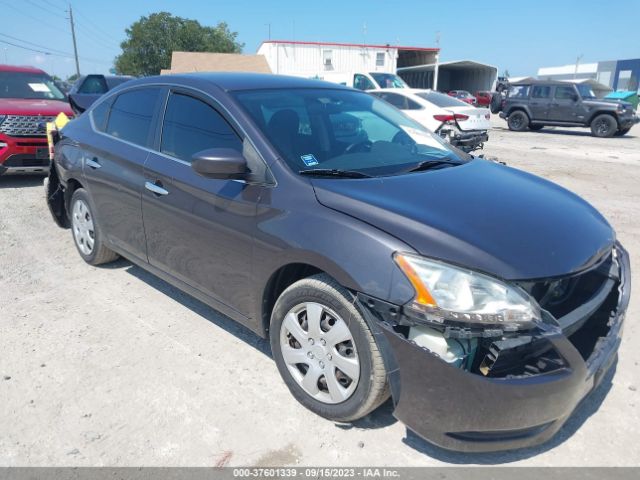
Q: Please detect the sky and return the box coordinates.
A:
[1,0,639,80]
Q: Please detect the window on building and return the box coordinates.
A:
[106,88,161,147]
[161,93,241,163]
[376,52,385,67]
[323,50,333,71]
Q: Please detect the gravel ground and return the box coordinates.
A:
[0,118,638,466]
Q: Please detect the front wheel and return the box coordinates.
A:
[70,188,119,265]
[270,274,389,422]
[507,111,529,131]
[590,114,617,137]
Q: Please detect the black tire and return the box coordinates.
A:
[69,188,119,265]
[529,124,544,131]
[489,93,502,114]
[614,127,631,137]
[590,114,617,138]
[270,273,389,422]
[507,110,529,131]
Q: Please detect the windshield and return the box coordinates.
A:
[369,73,408,89]
[417,91,471,108]
[0,71,66,100]
[576,84,596,99]
[234,88,469,178]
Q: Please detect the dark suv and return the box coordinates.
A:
[499,80,638,137]
[45,73,629,452]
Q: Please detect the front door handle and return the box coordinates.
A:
[86,157,101,169]
[145,181,169,196]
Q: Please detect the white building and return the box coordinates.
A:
[538,58,640,93]
[256,40,438,80]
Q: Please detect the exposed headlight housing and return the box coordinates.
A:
[394,253,540,331]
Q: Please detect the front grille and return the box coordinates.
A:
[0,115,56,137]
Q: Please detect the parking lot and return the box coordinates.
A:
[0,117,639,467]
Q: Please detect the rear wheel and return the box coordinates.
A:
[270,274,389,422]
[529,124,544,131]
[590,114,617,138]
[507,111,529,131]
[70,188,119,265]
[614,127,631,137]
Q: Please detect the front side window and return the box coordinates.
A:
[106,87,161,147]
[369,73,408,89]
[554,86,577,100]
[161,93,241,163]
[353,74,376,91]
[233,88,468,178]
[0,71,65,100]
[531,86,551,98]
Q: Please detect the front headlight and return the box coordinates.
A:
[394,253,540,330]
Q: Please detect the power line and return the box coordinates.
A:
[0,0,63,34]
[0,32,74,57]
[0,38,71,58]
[72,5,121,48]
[25,0,67,20]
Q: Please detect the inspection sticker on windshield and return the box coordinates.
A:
[301,154,319,166]
[28,83,51,93]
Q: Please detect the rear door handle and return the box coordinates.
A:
[145,181,169,196]
[86,157,101,169]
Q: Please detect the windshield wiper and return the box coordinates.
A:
[299,168,372,178]
[404,159,463,173]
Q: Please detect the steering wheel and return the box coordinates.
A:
[392,131,417,154]
[344,140,373,154]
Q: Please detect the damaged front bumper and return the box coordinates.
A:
[358,244,630,452]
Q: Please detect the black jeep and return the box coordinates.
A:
[499,80,638,137]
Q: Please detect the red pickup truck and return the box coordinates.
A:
[0,64,74,175]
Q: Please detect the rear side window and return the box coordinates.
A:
[91,99,111,132]
[416,91,469,108]
[531,86,551,98]
[555,86,576,99]
[161,93,241,163]
[106,88,161,147]
[508,85,530,98]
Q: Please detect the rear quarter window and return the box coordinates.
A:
[508,85,530,99]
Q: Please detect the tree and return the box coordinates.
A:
[114,12,243,76]
[66,73,80,83]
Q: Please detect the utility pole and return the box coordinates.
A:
[433,31,440,91]
[69,4,80,77]
[574,54,583,79]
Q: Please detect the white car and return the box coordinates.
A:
[369,88,491,152]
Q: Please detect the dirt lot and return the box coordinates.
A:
[1,118,639,466]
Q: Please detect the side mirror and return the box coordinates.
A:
[191,148,248,180]
[572,93,579,101]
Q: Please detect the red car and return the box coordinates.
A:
[447,90,477,105]
[0,65,74,175]
[474,90,492,107]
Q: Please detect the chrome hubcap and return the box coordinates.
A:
[72,199,95,256]
[280,302,360,404]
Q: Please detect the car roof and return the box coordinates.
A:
[510,79,575,86]
[0,64,46,74]
[129,72,349,92]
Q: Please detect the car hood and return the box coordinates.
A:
[584,99,633,109]
[311,160,615,280]
[0,98,73,116]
